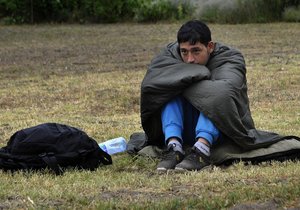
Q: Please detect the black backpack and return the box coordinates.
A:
[0,123,112,174]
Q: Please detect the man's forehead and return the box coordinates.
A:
[179,43,203,49]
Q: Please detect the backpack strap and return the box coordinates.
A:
[39,149,112,175]
[98,148,113,165]
[64,149,113,165]
[39,153,62,175]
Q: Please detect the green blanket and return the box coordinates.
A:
[129,133,300,165]
[138,42,299,161]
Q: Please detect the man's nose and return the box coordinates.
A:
[187,53,195,63]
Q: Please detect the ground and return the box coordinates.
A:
[0,23,299,209]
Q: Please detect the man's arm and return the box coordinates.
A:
[208,45,246,89]
[142,42,211,93]
[140,42,211,144]
[183,45,256,148]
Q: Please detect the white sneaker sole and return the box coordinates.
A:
[174,165,211,171]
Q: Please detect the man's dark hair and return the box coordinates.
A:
[177,20,211,46]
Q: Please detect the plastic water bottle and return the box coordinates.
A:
[99,137,127,155]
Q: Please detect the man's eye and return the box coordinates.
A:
[181,50,188,55]
[192,49,201,54]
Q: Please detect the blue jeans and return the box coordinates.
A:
[161,96,220,146]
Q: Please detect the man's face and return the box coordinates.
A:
[179,41,214,65]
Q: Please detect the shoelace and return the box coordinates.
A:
[185,151,209,164]
[184,152,199,161]
[162,149,177,159]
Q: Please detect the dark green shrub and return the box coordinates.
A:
[0,0,193,24]
[0,0,298,24]
[283,6,300,21]
[199,0,299,24]
[85,0,193,23]
[0,0,29,23]
[133,0,193,22]
[82,0,131,23]
[0,0,81,23]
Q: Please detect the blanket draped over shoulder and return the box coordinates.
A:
[140,42,298,152]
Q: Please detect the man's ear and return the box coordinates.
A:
[207,41,215,53]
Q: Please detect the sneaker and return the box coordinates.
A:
[157,144,184,171]
[175,146,210,171]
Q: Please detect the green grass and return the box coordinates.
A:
[0,23,299,209]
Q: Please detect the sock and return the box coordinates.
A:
[194,141,210,157]
[168,140,184,154]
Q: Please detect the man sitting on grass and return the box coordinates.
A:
[140,20,292,171]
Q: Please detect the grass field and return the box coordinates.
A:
[0,23,299,209]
